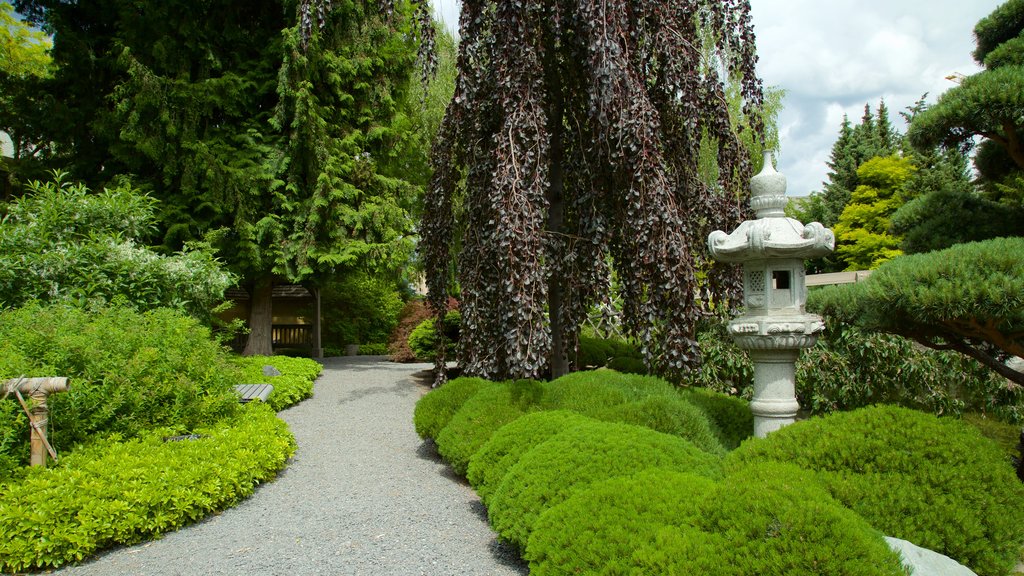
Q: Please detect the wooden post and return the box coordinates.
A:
[312,287,324,359]
[3,377,69,467]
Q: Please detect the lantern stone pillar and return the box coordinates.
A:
[707,153,834,437]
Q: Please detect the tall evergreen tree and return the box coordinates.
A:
[14,0,433,354]
[422,0,765,382]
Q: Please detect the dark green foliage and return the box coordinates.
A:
[890,186,1024,254]
[677,387,753,450]
[487,419,722,550]
[974,0,1024,64]
[467,410,595,505]
[694,322,753,395]
[808,238,1024,388]
[357,343,389,356]
[0,403,295,573]
[407,310,461,362]
[726,405,1024,576]
[604,356,647,374]
[576,335,641,369]
[0,173,234,318]
[0,304,240,462]
[525,464,905,576]
[413,376,496,440]
[320,272,405,349]
[230,355,322,412]
[594,396,726,456]
[434,379,547,476]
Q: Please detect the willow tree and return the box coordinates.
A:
[422,1,764,382]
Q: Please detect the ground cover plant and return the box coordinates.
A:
[726,405,1024,576]
[231,355,323,412]
[525,464,906,576]
[0,403,295,573]
[413,376,497,440]
[487,419,723,550]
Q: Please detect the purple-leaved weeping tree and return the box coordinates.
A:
[422,0,765,384]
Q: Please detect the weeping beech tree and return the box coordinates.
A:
[422,1,765,383]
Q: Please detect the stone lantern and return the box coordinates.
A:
[707,153,834,437]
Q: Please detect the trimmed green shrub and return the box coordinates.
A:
[0,304,240,460]
[726,405,1024,576]
[407,309,461,362]
[678,387,753,450]
[541,370,676,417]
[467,410,595,505]
[576,335,641,369]
[605,355,646,374]
[434,379,546,475]
[526,463,905,576]
[413,377,497,440]
[0,403,295,573]
[594,395,726,455]
[231,355,322,412]
[488,419,723,550]
[357,343,389,356]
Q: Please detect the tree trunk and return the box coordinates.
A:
[243,277,275,356]
[546,72,569,379]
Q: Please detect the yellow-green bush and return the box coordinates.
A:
[526,463,905,576]
[231,355,322,411]
[726,405,1024,576]
[0,403,295,573]
[594,395,725,455]
[677,387,753,450]
[413,377,497,440]
[488,419,722,550]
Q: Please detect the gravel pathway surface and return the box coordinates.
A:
[53,356,528,576]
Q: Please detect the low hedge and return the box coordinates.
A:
[540,370,676,416]
[231,355,322,412]
[413,377,496,440]
[466,410,594,505]
[0,403,295,573]
[677,387,753,450]
[594,395,725,455]
[434,379,547,476]
[577,335,641,369]
[725,405,1024,576]
[487,419,723,550]
[525,463,905,576]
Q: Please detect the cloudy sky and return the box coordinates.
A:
[430,0,1002,196]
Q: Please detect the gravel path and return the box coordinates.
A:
[53,356,528,576]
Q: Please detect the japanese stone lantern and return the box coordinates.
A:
[707,153,834,437]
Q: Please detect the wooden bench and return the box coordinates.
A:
[234,384,274,404]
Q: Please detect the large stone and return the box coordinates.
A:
[262,365,282,377]
[885,536,977,576]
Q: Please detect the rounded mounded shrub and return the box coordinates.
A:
[525,463,906,576]
[678,387,753,450]
[434,379,547,476]
[541,370,676,417]
[467,410,595,504]
[725,405,1024,576]
[488,419,722,550]
[413,377,496,440]
[594,395,726,455]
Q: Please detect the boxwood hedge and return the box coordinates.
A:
[487,419,723,550]
[594,395,726,455]
[725,405,1024,576]
[413,377,497,440]
[526,463,906,576]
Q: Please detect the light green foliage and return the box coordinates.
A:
[594,396,726,456]
[320,271,404,348]
[407,310,460,362]
[832,155,913,270]
[676,387,753,450]
[0,2,50,78]
[0,403,295,573]
[467,410,595,505]
[0,304,240,467]
[230,355,322,412]
[434,379,547,476]
[809,237,1024,390]
[487,420,723,550]
[0,173,235,318]
[413,376,497,440]
[526,464,905,576]
[726,405,1024,576]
